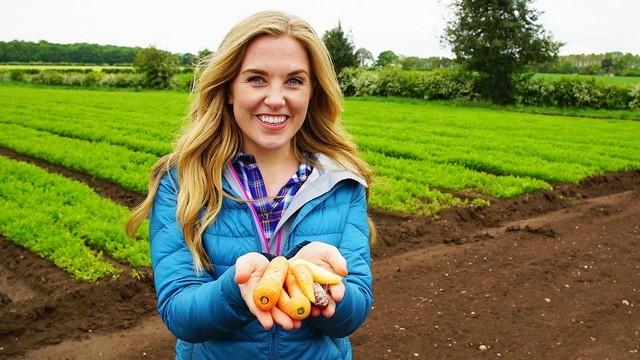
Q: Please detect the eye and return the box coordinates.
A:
[287,77,303,86]
[247,75,266,84]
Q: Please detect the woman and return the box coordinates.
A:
[127,10,374,360]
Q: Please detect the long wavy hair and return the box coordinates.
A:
[126,10,375,272]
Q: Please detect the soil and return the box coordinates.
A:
[1,149,639,359]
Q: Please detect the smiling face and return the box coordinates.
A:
[228,35,312,158]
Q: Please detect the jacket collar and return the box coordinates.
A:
[222,152,367,239]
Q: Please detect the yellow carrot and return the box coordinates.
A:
[290,259,343,285]
[291,263,315,303]
[253,256,288,311]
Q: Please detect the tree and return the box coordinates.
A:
[601,58,613,74]
[443,0,562,104]
[355,47,374,67]
[179,53,196,67]
[322,22,358,75]
[400,56,423,70]
[133,46,178,89]
[196,48,213,63]
[375,50,399,68]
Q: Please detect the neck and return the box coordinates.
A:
[243,144,297,172]
[241,144,300,198]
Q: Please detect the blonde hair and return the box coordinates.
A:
[126,10,375,272]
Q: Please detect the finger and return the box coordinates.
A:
[321,298,336,318]
[328,282,346,302]
[270,306,294,330]
[235,254,267,284]
[292,319,302,329]
[310,305,322,317]
[323,245,348,277]
[252,307,274,330]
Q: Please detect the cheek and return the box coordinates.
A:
[292,92,312,115]
[232,92,262,115]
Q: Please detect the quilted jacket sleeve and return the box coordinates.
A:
[149,169,254,343]
[307,182,373,337]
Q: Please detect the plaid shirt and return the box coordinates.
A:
[232,153,313,241]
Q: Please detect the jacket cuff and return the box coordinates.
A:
[283,240,311,259]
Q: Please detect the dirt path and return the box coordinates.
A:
[352,189,640,359]
[1,147,639,359]
[21,316,174,360]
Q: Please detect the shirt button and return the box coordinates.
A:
[262,213,268,220]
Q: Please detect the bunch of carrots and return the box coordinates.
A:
[253,256,342,320]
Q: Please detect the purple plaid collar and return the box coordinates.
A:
[231,152,313,243]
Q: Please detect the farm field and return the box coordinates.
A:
[1,83,639,358]
[533,72,640,86]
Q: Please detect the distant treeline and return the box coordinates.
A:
[0,40,142,65]
[0,40,201,66]
[2,40,640,77]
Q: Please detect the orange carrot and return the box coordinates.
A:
[253,256,288,311]
[291,263,315,303]
[277,271,311,320]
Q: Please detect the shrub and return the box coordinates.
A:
[30,70,65,85]
[99,73,144,88]
[83,71,103,87]
[338,67,479,100]
[9,70,26,81]
[630,85,640,110]
[515,78,554,106]
[101,68,135,74]
[338,67,378,96]
[168,72,194,91]
[133,47,178,89]
[514,76,633,109]
[418,68,479,100]
[61,73,85,87]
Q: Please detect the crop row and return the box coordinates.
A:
[2,85,640,211]
[361,151,550,199]
[0,123,154,193]
[343,100,640,149]
[6,106,638,187]
[0,156,150,280]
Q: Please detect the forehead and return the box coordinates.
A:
[240,35,310,73]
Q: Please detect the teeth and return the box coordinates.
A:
[258,115,287,125]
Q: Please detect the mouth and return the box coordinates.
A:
[256,114,289,128]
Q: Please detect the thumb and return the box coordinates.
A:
[235,256,258,284]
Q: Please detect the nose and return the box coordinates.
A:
[264,85,285,108]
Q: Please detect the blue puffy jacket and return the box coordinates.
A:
[149,154,373,359]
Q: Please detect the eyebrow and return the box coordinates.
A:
[241,68,309,77]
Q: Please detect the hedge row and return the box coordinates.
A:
[3,67,639,109]
[514,77,640,109]
[0,69,194,90]
[339,67,640,110]
[339,67,480,100]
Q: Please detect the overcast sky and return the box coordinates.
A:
[2,0,639,58]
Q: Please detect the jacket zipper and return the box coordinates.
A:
[270,326,276,360]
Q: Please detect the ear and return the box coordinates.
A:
[227,92,234,105]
